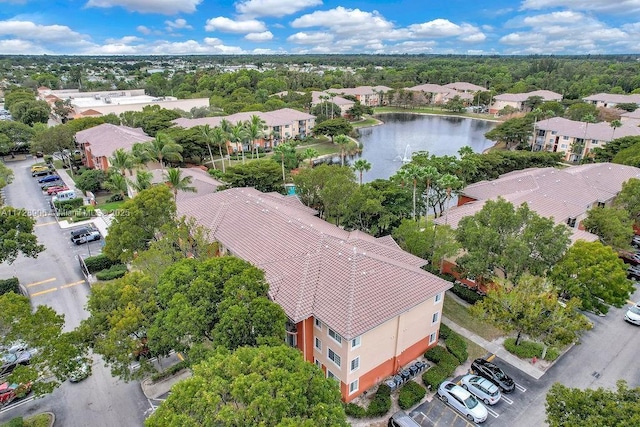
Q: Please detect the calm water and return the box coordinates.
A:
[353,113,497,182]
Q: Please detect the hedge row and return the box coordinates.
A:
[424,347,458,377]
[451,282,484,305]
[0,277,20,296]
[54,198,84,210]
[422,365,450,390]
[504,338,559,361]
[445,334,468,364]
[439,323,452,340]
[95,264,128,281]
[366,384,392,417]
[151,360,190,382]
[84,254,120,274]
[398,381,426,409]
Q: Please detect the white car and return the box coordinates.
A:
[625,302,640,326]
[460,374,501,405]
[71,230,101,245]
[438,381,488,423]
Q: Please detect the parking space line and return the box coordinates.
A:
[486,406,499,418]
[35,221,57,227]
[60,280,85,289]
[515,383,527,392]
[31,288,58,297]
[26,277,56,287]
[501,395,514,404]
[628,300,636,305]
[486,354,496,362]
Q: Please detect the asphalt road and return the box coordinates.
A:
[0,158,148,426]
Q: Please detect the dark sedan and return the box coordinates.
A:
[620,251,640,266]
[628,266,640,281]
[470,358,515,393]
[37,175,61,183]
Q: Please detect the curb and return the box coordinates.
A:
[44,411,55,427]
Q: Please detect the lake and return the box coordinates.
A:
[352,113,497,182]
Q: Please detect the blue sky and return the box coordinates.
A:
[0,0,639,55]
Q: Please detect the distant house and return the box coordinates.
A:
[443,82,488,94]
[436,163,640,288]
[326,85,392,107]
[311,91,355,117]
[407,83,473,105]
[75,123,153,171]
[489,90,562,114]
[621,109,640,127]
[582,93,640,109]
[178,187,451,402]
[533,117,640,162]
[173,108,316,153]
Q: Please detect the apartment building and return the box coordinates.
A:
[75,123,153,171]
[582,93,640,109]
[326,85,392,107]
[177,187,451,402]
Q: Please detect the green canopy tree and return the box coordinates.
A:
[582,206,634,250]
[222,161,284,193]
[312,117,353,143]
[392,218,460,268]
[549,240,634,314]
[75,169,106,193]
[484,117,532,150]
[302,147,319,168]
[145,345,348,427]
[140,132,183,171]
[103,185,176,262]
[0,206,45,264]
[293,164,357,218]
[471,275,591,349]
[456,198,570,282]
[546,381,640,427]
[0,162,14,196]
[615,177,640,226]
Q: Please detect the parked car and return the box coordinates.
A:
[70,226,96,238]
[38,175,60,183]
[69,356,91,383]
[619,251,640,266]
[0,351,32,374]
[0,382,32,406]
[388,410,421,427]
[71,230,101,245]
[460,374,501,405]
[46,186,69,195]
[31,168,51,177]
[632,235,640,248]
[437,381,488,423]
[471,358,515,393]
[624,302,640,326]
[628,266,640,281]
[41,182,64,190]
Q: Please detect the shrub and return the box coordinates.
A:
[422,365,448,390]
[398,381,426,410]
[84,254,119,273]
[107,193,124,202]
[0,277,20,296]
[54,197,84,211]
[151,360,190,382]
[504,338,559,361]
[95,264,128,281]
[450,282,484,305]
[2,417,24,427]
[424,346,450,364]
[344,403,367,418]
[445,334,468,364]
[76,169,106,193]
[439,323,452,340]
[424,346,459,376]
[366,384,391,417]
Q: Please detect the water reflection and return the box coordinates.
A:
[334,113,497,183]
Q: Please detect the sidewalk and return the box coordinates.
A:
[442,316,546,380]
[140,369,192,399]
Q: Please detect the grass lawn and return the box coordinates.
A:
[98,200,126,213]
[464,337,488,361]
[443,295,504,342]
[297,141,339,157]
[373,106,498,121]
[351,117,379,128]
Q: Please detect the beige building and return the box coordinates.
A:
[326,85,392,107]
[582,93,640,109]
[178,187,451,402]
[75,123,153,171]
[489,90,562,114]
[620,109,640,127]
[407,83,473,105]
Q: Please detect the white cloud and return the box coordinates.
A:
[136,25,151,35]
[165,19,192,31]
[459,33,486,43]
[286,31,333,45]
[204,16,266,33]
[0,38,48,54]
[0,20,86,42]
[520,0,640,14]
[522,10,584,25]
[85,0,202,15]
[291,7,394,34]
[104,36,143,44]
[245,31,273,41]
[235,0,322,18]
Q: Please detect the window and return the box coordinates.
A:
[434,293,442,303]
[592,140,599,145]
[429,332,437,344]
[350,357,360,372]
[566,217,577,228]
[597,201,605,208]
[349,379,359,394]
[328,348,341,367]
[432,312,439,324]
[314,318,322,330]
[315,337,322,351]
[563,135,569,140]
[351,336,361,349]
[314,358,321,368]
[327,370,338,381]
[328,328,342,345]
[551,131,557,135]
[560,144,567,149]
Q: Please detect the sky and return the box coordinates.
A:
[0,0,639,55]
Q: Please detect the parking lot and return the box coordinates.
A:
[409,354,541,426]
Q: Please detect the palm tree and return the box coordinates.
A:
[273,143,294,182]
[352,159,371,185]
[200,125,217,171]
[109,148,134,176]
[399,164,426,221]
[246,115,267,159]
[610,119,622,140]
[131,142,152,168]
[128,170,153,193]
[302,147,319,168]
[209,126,228,173]
[422,165,439,216]
[229,122,248,165]
[142,133,183,171]
[103,172,128,200]
[334,134,351,167]
[219,119,233,168]
[163,168,197,200]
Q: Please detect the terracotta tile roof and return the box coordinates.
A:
[147,167,222,202]
[327,86,391,96]
[178,187,451,339]
[408,83,449,93]
[535,117,640,140]
[444,82,488,92]
[494,90,562,102]
[173,108,315,130]
[312,91,353,106]
[582,93,640,104]
[75,124,153,158]
[621,109,640,119]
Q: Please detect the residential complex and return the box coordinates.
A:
[177,187,452,402]
[75,123,153,171]
[488,90,563,114]
[407,83,475,105]
[582,93,640,109]
[326,85,393,107]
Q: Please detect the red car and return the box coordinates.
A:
[46,186,69,195]
[0,382,32,406]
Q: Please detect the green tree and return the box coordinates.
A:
[550,240,634,314]
[0,162,14,196]
[471,275,591,349]
[456,198,570,282]
[444,95,466,112]
[246,114,267,159]
[615,178,640,225]
[312,118,353,143]
[103,185,176,262]
[333,134,352,167]
[0,121,35,154]
[352,158,371,185]
[222,161,284,193]
[582,206,634,250]
[546,381,640,427]
[103,172,128,200]
[140,132,183,171]
[564,102,598,121]
[484,117,532,150]
[0,206,45,264]
[200,124,227,172]
[273,143,295,182]
[395,164,426,221]
[75,169,106,193]
[293,165,357,218]
[163,168,197,200]
[229,121,249,164]
[610,119,622,140]
[392,218,460,267]
[302,147,319,168]
[145,346,348,427]
[128,170,153,193]
[320,167,358,226]
[30,125,76,171]
[0,293,86,395]
[109,148,135,176]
